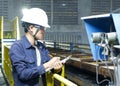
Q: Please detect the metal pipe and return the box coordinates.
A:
[16,16,20,40]
[53,74,78,86]
[1,16,3,39]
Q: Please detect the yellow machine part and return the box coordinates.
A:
[0,16,3,63]
[3,16,20,39]
[1,16,20,86]
[3,45,14,86]
[46,62,77,86]
[53,74,77,86]
[44,63,66,86]
[10,16,20,40]
[0,16,3,39]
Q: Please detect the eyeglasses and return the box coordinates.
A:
[34,25,46,31]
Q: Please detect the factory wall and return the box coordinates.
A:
[2,0,91,44]
[44,0,91,44]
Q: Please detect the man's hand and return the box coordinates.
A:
[43,57,63,70]
[53,57,63,70]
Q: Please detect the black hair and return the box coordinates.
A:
[22,22,34,33]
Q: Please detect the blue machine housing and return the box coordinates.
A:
[81,13,120,60]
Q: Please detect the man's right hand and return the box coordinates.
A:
[43,57,63,70]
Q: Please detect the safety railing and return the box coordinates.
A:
[0,16,3,40]
[4,16,20,39]
[53,74,77,86]
[10,16,20,40]
[0,16,3,63]
[44,41,90,53]
[46,66,77,86]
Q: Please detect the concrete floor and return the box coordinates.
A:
[0,66,7,86]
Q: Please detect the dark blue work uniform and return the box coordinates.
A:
[9,35,51,86]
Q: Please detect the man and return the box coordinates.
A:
[10,8,63,86]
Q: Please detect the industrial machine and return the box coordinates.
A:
[81,13,120,86]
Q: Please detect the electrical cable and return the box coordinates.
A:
[107,45,117,85]
[106,42,120,86]
[112,53,120,86]
[95,37,111,85]
[92,32,118,85]
[103,52,113,84]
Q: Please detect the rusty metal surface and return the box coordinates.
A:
[48,47,114,78]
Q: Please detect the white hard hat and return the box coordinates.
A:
[21,8,50,28]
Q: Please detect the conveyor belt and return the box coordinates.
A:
[48,47,114,77]
[65,65,109,86]
[48,47,113,85]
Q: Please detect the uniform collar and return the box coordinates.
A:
[22,35,33,49]
[22,35,44,49]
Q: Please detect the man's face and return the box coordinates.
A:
[34,26,46,40]
[29,25,46,40]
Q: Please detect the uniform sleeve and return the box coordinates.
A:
[10,43,46,81]
[44,49,51,62]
